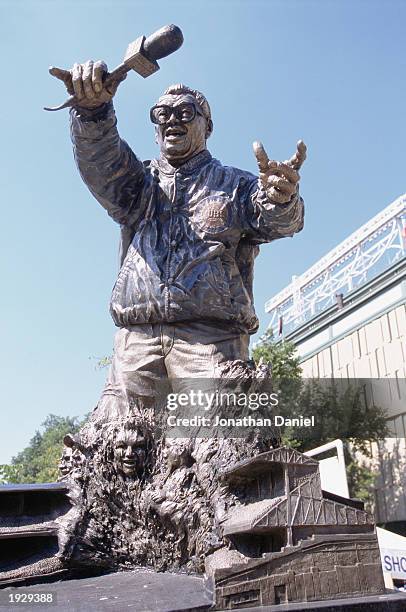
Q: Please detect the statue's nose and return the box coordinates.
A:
[167,112,179,124]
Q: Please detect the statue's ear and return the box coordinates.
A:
[154,126,160,145]
[206,119,213,139]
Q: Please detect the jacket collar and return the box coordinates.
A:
[154,149,212,176]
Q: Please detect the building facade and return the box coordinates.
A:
[265,195,406,529]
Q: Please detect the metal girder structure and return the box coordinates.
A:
[254,493,371,529]
[265,195,406,337]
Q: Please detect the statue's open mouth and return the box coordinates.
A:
[165,127,186,139]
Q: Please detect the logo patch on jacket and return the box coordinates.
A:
[193,195,231,233]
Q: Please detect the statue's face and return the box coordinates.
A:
[59,446,83,477]
[59,447,73,476]
[114,429,147,477]
[154,93,208,165]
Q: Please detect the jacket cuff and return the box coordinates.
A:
[70,101,114,123]
[251,181,304,236]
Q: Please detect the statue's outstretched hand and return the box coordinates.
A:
[48,60,127,109]
[253,140,307,204]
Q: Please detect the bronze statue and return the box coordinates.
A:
[40,24,310,579]
[0,27,390,608]
[49,37,306,424]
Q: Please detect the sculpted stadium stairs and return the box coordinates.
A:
[0,483,71,586]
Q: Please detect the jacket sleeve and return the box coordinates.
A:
[241,177,305,242]
[70,102,146,226]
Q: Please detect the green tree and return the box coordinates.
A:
[253,329,303,417]
[252,329,302,383]
[0,414,86,484]
[252,331,389,504]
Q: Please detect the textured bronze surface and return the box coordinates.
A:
[44,24,183,111]
[19,41,386,606]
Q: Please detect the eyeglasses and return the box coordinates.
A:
[150,102,204,125]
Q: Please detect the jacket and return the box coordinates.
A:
[70,103,304,335]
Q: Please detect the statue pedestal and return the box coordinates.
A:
[0,570,211,611]
[1,570,406,611]
[243,592,406,611]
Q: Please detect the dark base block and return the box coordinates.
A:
[241,592,406,611]
[1,570,406,612]
[0,569,212,612]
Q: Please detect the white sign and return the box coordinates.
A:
[377,527,406,586]
[381,549,406,580]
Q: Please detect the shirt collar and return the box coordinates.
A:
[155,149,212,176]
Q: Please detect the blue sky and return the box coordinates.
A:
[0,0,405,464]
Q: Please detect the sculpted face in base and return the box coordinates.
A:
[58,435,86,479]
[59,447,73,477]
[114,427,148,477]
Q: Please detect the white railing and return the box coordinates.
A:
[265,195,406,337]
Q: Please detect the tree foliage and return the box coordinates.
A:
[278,380,388,455]
[0,414,87,484]
[252,329,302,383]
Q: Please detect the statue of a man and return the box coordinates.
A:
[52,61,306,415]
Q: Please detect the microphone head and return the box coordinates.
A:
[144,24,184,61]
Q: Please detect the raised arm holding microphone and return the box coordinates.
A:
[50,52,307,421]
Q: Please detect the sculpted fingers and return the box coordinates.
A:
[254,140,304,202]
[287,140,307,170]
[49,66,74,95]
[267,186,291,204]
[253,141,270,174]
[297,140,307,167]
[49,66,70,81]
[50,59,115,109]
[265,160,299,203]
[82,60,95,98]
[92,60,107,93]
[273,162,300,184]
[72,63,84,100]
[267,175,296,197]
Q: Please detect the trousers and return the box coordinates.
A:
[92,321,250,423]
